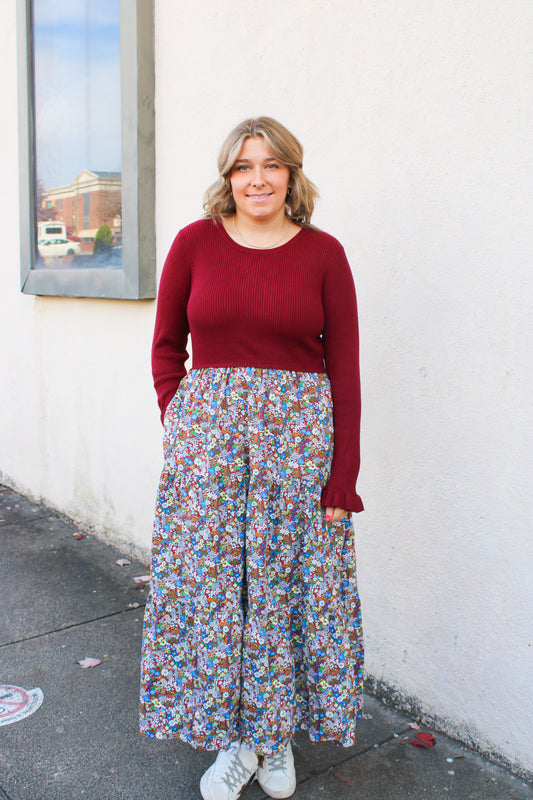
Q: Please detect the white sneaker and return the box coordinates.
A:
[200,741,258,800]
[256,742,296,799]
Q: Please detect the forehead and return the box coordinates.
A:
[236,136,274,161]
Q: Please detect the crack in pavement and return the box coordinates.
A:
[295,727,414,786]
[0,512,53,528]
[0,604,146,649]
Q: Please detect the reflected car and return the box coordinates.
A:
[38,238,82,258]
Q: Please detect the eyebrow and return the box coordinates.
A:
[234,157,278,164]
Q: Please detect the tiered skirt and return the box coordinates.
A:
[140,367,363,754]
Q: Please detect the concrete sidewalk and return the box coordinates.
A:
[0,484,531,800]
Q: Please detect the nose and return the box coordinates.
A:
[250,166,266,186]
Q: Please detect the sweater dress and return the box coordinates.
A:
[139,219,364,754]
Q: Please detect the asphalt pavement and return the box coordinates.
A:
[0,484,531,800]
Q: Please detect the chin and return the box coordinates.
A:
[246,204,283,219]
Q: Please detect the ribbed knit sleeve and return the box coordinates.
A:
[320,245,364,513]
[151,230,191,422]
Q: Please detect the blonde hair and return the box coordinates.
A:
[203,117,319,227]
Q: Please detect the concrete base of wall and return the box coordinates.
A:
[364,675,532,783]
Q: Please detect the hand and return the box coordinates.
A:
[325,506,351,523]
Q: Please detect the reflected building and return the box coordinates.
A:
[40,170,122,250]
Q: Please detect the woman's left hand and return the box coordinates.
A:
[325,506,351,523]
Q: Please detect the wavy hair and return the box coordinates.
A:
[203,117,319,227]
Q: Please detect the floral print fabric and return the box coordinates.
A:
[139,367,363,754]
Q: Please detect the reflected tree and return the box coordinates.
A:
[93,223,113,256]
[36,178,59,221]
[98,188,122,227]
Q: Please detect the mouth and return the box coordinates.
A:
[246,193,273,199]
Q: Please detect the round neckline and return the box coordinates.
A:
[215,219,306,254]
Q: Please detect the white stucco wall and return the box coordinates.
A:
[1,0,532,774]
[0,4,163,554]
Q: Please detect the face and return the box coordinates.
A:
[229,136,291,224]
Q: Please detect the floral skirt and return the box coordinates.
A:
[139,367,363,754]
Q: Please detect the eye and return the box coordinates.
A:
[265,163,279,169]
[235,164,250,172]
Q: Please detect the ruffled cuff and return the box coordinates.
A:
[320,485,364,513]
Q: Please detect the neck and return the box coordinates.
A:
[233,211,288,246]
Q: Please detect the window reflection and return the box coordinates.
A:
[33,1,122,269]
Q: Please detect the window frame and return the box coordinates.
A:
[16,0,156,299]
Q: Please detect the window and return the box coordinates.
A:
[83,194,90,232]
[17,0,155,299]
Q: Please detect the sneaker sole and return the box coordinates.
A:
[256,775,297,799]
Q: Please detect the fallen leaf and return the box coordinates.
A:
[334,774,355,787]
[77,657,101,669]
[133,575,150,583]
[408,722,421,729]
[73,533,85,540]
[134,582,147,590]
[115,559,131,567]
[409,732,436,748]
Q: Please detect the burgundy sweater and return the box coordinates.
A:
[152,219,363,513]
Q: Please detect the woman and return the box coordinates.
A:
[140,117,364,800]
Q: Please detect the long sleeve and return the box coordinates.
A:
[320,244,364,513]
[151,231,192,422]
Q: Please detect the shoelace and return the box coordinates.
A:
[222,750,254,791]
[265,748,289,775]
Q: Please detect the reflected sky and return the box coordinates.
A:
[33,0,121,188]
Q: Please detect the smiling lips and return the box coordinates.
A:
[247,193,273,200]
